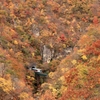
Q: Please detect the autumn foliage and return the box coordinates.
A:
[0,0,100,100]
[86,40,100,56]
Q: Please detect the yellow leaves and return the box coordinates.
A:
[26,75,31,79]
[24,18,32,27]
[59,76,65,81]
[61,68,68,73]
[45,17,49,24]
[9,2,14,10]
[52,89,57,96]
[9,48,14,55]
[48,72,54,79]
[0,77,14,93]
[60,86,67,94]
[32,52,35,57]
[31,17,35,23]
[50,43,53,48]
[76,64,88,81]
[97,55,100,61]
[49,85,57,96]
[40,9,45,16]
[26,75,35,81]
[58,76,66,85]
[72,60,77,65]
[62,44,66,48]
[77,23,81,29]
[41,83,51,90]
[81,55,87,60]
[13,40,18,45]
[19,92,29,100]
[78,49,85,54]
[78,35,92,47]
[41,29,50,37]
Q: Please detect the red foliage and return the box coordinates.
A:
[40,90,56,100]
[59,34,66,42]
[60,66,100,100]
[93,16,98,25]
[82,17,87,22]
[59,87,92,100]
[85,40,100,56]
[64,68,78,85]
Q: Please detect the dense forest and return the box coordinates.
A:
[0,0,100,100]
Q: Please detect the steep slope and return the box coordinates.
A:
[40,24,100,100]
[0,0,100,100]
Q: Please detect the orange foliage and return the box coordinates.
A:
[78,35,92,47]
[60,65,100,100]
[86,40,100,56]
[0,0,100,100]
[59,34,67,42]
[6,56,25,79]
[93,16,99,25]
[40,90,55,100]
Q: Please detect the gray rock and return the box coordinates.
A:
[42,45,53,63]
[32,24,40,37]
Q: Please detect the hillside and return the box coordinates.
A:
[0,0,100,100]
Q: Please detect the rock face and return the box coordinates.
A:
[64,47,73,55]
[56,47,73,59]
[42,45,73,63]
[42,45,53,63]
[32,24,40,37]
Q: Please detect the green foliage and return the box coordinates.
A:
[6,69,17,76]
[0,36,9,49]
[21,47,30,56]
[30,38,40,46]
[15,27,25,36]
